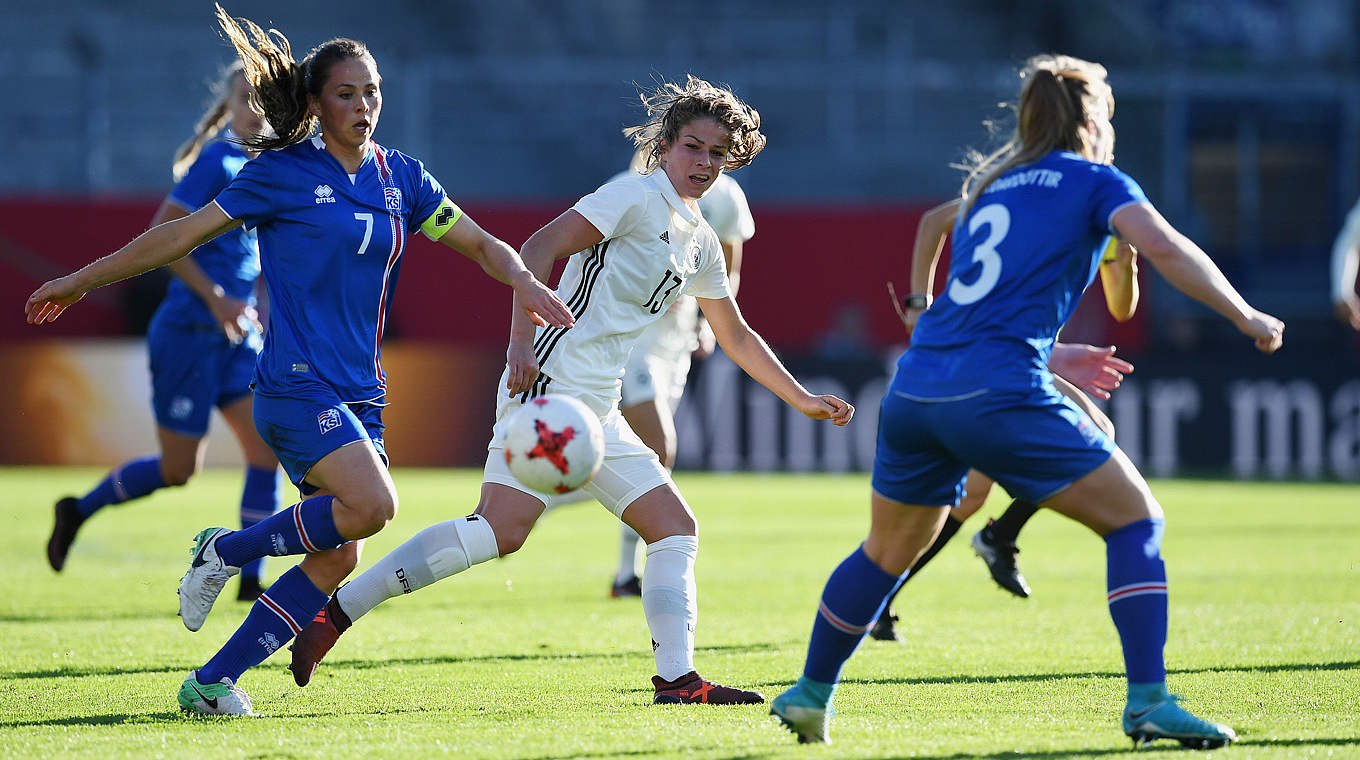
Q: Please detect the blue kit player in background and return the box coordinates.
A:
[26,4,572,716]
[770,54,1284,748]
[45,60,282,603]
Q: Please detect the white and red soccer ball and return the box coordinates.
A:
[502,394,604,494]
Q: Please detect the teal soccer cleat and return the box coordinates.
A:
[770,682,832,744]
[1123,694,1237,750]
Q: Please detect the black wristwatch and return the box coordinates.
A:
[903,293,929,310]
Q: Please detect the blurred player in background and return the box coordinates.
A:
[44,61,281,603]
[869,199,1138,641]
[1330,197,1360,330]
[25,5,571,716]
[610,149,755,598]
[288,75,852,706]
[771,54,1283,748]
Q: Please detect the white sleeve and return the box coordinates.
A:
[683,231,731,300]
[1333,200,1360,302]
[571,177,647,241]
[697,176,755,244]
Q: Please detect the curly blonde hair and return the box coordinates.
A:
[623,75,766,173]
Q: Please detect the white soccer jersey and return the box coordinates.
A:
[520,170,731,414]
[630,173,756,364]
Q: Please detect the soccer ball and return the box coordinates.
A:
[502,394,605,494]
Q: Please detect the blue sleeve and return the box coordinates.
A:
[214,154,275,230]
[168,142,230,211]
[1089,164,1148,234]
[408,160,447,234]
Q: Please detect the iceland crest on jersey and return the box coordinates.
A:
[384,186,402,212]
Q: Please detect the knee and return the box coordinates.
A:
[350,491,398,535]
[493,523,531,556]
[161,462,197,487]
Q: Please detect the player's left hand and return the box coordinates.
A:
[505,337,539,396]
[514,277,574,329]
[693,317,716,359]
[799,394,854,426]
[887,281,925,337]
[1047,343,1133,400]
[25,275,86,324]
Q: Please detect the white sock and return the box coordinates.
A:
[336,515,499,621]
[616,525,642,581]
[642,534,698,681]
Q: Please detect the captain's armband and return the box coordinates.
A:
[420,196,463,241]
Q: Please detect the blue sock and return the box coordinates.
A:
[196,565,329,684]
[237,466,280,582]
[803,546,904,688]
[1105,518,1168,688]
[76,457,166,518]
[214,495,344,567]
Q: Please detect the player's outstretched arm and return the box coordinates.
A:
[1112,202,1284,354]
[696,295,853,426]
[1098,238,1139,322]
[436,211,574,333]
[891,197,961,335]
[498,210,604,395]
[26,204,240,324]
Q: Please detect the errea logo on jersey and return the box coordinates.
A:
[314,185,336,204]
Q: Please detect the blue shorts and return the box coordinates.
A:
[871,383,1114,507]
[252,391,388,495]
[147,310,262,437]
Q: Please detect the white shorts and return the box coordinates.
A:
[486,395,669,518]
[620,349,691,411]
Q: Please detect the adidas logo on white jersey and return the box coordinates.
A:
[314,184,336,204]
[658,230,669,243]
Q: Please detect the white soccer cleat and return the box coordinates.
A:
[178,528,240,632]
[177,671,256,716]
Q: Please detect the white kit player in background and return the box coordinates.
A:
[1331,197,1360,331]
[287,76,853,705]
[606,150,755,598]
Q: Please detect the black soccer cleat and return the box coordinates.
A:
[610,575,642,598]
[970,520,1031,598]
[652,671,764,705]
[46,497,84,572]
[236,576,266,602]
[868,612,903,642]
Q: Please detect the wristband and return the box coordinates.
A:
[903,293,929,310]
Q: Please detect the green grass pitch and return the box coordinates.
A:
[2,467,1357,758]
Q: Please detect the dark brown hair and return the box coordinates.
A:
[215,4,376,152]
[624,75,766,173]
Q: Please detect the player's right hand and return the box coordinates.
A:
[1237,309,1285,354]
[505,338,540,396]
[25,275,86,324]
[1336,296,1360,331]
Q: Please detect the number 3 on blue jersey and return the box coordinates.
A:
[947,203,1008,305]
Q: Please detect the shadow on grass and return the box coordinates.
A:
[0,642,779,681]
[834,736,1360,760]
[779,658,1360,690]
[0,610,180,623]
[0,706,461,729]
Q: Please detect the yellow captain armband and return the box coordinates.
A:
[1100,235,1120,263]
[420,197,463,241]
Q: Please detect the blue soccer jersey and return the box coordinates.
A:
[213,137,453,404]
[899,151,1147,397]
[160,137,259,326]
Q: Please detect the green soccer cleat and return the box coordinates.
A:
[1123,693,1237,750]
[177,672,255,716]
[770,682,832,744]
